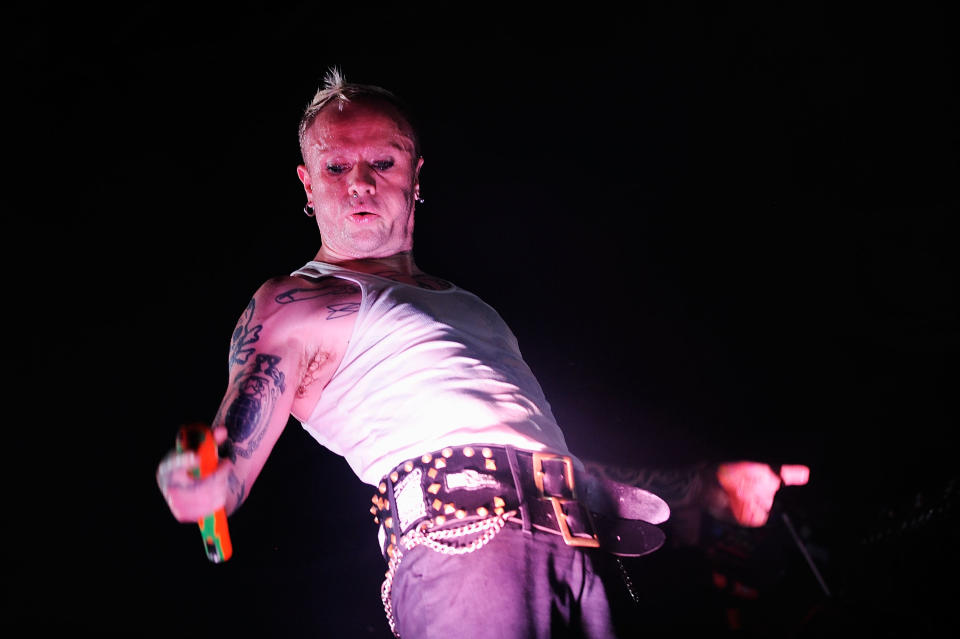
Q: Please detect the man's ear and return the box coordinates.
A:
[297,164,313,201]
[414,156,424,198]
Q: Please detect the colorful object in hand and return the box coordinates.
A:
[176,422,233,563]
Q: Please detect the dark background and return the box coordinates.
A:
[14,2,957,637]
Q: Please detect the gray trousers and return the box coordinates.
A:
[390,524,637,638]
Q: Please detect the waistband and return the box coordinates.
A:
[370,444,666,561]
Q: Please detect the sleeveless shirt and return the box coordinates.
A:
[290,261,574,486]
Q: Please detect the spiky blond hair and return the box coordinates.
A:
[297,67,421,159]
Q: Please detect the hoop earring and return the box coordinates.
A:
[304,204,315,217]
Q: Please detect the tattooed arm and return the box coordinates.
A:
[583,459,809,542]
[209,301,294,516]
[157,275,360,522]
[582,460,712,510]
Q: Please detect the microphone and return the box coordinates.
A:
[176,423,233,563]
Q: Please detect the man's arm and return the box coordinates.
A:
[583,459,809,543]
[583,460,710,508]
[157,279,309,522]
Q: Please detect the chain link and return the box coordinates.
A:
[615,557,641,605]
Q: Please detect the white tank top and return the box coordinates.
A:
[290,261,574,485]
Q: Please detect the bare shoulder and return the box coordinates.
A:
[253,276,362,342]
[244,274,362,416]
[252,274,362,319]
[229,275,362,352]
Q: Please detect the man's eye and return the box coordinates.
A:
[371,160,394,171]
[326,164,348,175]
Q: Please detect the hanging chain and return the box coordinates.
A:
[615,557,641,605]
[381,511,517,638]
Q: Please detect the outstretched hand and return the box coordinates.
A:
[711,462,810,527]
[156,425,233,522]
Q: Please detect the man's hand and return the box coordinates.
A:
[156,426,233,522]
[711,462,810,527]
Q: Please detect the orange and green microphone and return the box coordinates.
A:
[176,422,233,563]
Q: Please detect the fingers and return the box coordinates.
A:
[717,462,781,496]
[730,496,773,527]
[715,461,811,527]
[156,449,198,514]
[779,464,810,486]
[716,462,782,528]
[156,449,227,522]
[156,449,199,490]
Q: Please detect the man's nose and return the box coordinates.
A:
[347,164,376,197]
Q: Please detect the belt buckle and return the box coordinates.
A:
[532,452,600,548]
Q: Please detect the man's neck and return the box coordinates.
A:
[312,248,420,276]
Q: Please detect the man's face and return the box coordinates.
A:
[297,99,423,260]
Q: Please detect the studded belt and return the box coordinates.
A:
[371,444,666,561]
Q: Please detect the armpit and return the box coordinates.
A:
[297,350,330,397]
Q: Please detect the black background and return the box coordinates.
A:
[14,2,957,637]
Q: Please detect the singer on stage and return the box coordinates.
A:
[156,68,805,638]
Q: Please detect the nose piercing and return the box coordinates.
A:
[352,192,359,199]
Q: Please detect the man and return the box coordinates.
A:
[156,68,806,638]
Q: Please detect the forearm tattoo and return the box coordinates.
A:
[227,471,245,511]
[275,283,361,319]
[217,299,287,462]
